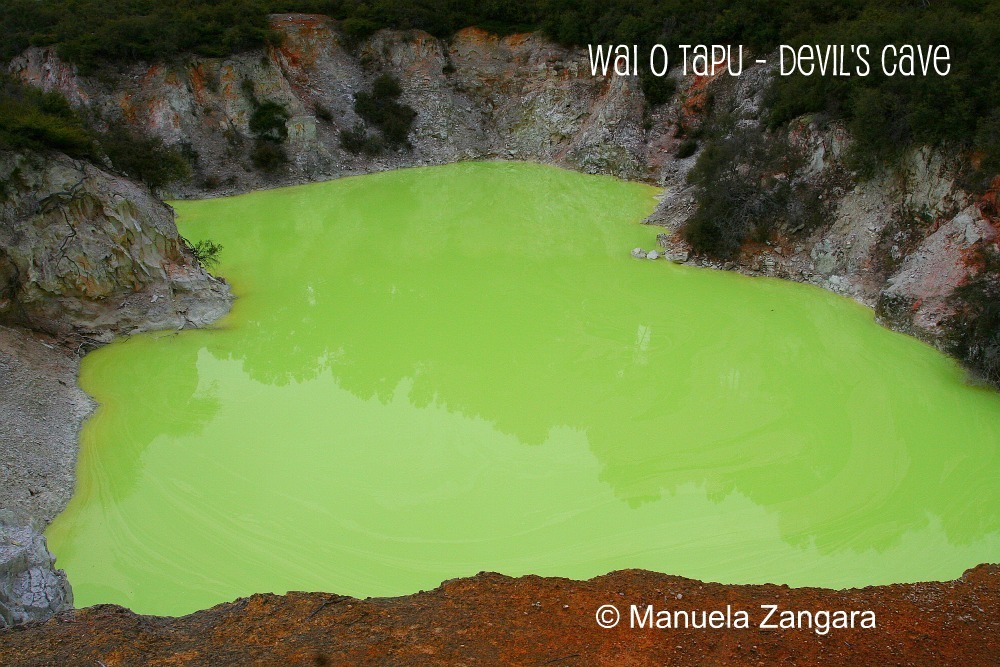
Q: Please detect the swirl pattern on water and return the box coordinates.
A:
[47,162,1000,615]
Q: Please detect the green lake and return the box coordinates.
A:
[46,162,1000,616]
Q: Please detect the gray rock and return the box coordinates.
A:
[0,511,72,628]
[0,324,93,525]
[631,247,646,259]
[663,250,689,263]
[646,250,660,260]
[0,151,233,336]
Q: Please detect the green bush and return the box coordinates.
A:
[339,123,383,156]
[98,124,190,188]
[0,74,193,187]
[0,0,271,73]
[682,126,826,258]
[244,93,291,172]
[766,3,999,177]
[0,74,94,158]
[640,72,676,107]
[352,74,416,152]
[249,100,291,142]
[250,138,288,171]
[189,238,224,268]
[675,137,698,159]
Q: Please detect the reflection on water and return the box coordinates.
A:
[47,162,1000,615]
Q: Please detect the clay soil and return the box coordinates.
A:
[1,565,997,666]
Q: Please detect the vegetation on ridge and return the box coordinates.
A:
[243,80,293,172]
[1,1,996,169]
[0,74,189,188]
[947,246,1000,386]
[340,74,416,155]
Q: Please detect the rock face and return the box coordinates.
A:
[0,151,232,336]
[9,15,666,195]
[0,511,73,628]
[647,72,1000,353]
[11,17,995,354]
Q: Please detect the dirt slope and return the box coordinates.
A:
[2,565,997,666]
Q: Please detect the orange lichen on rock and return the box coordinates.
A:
[680,62,727,123]
[976,175,1000,231]
[117,93,137,123]
[270,13,335,71]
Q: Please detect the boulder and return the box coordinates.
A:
[0,512,73,628]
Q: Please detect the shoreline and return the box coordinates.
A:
[3,565,998,664]
[0,324,94,526]
[1,162,996,633]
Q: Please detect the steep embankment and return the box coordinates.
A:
[2,565,998,666]
[0,151,231,336]
[11,15,661,192]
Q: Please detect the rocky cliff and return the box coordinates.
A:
[0,151,232,337]
[10,14,996,361]
[648,65,1000,358]
[10,15,667,194]
[0,150,234,625]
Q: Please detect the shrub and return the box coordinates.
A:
[352,74,416,152]
[249,100,290,142]
[681,127,826,258]
[640,73,677,107]
[675,137,698,159]
[339,123,383,156]
[98,125,190,188]
[0,74,94,158]
[250,138,287,171]
[945,246,1000,387]
[188,238,224,268]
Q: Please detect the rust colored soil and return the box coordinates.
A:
[2,565,998,666]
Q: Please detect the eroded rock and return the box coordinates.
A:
[0,511,72,628]
[0,151,232,336]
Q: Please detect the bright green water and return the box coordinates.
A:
[47,162,1000,616]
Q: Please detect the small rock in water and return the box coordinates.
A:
[646,250,660,260]
[631,247,646,259]
[664,250,689,263]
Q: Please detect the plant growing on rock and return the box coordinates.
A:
[249,101,291,143]
[681,126,827,258]
[0,74,94,159]
[0,75,190,188]
[339,123,383,156]
[946,245,1000,387]
[187,238,223,269]
[97,122,190,188]
[250,139,288,172]
[342,74,416,155]
[243,86,291,172]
